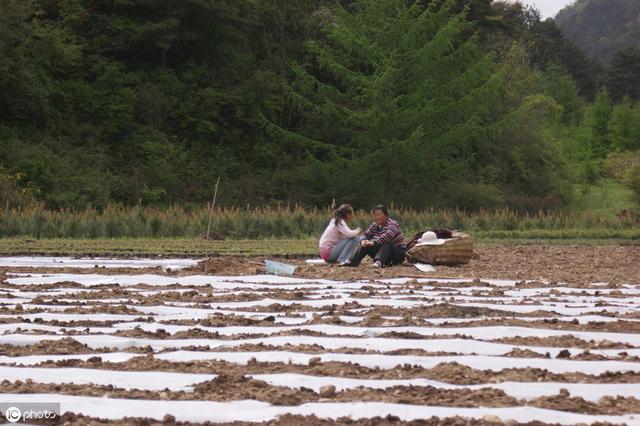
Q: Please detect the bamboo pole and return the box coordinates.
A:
[204,177,220,273]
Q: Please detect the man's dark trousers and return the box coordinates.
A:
[351,242,406,267]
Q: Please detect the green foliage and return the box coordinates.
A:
[527,17,599,99]
[589,89,613,156]
[268,1,571,210]
[606,46,640,102]
[602,151,640,200]
[494,93,573,210]
[556,0,640,63]
[0,0,635,215]
[571,179,640,213]
[492,4,598,100]
[0,0,334,208]
[0,205,636,240]
[609,98,640,150]
[543,64,583,125]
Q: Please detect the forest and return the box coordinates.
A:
[0,0,639,213]
[556,0,640,63]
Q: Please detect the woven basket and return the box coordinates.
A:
[407,232,473,266]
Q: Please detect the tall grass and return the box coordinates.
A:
[0,205,637,239]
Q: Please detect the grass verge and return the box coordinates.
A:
[0,235,636,258]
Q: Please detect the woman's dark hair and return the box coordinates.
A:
[371,204,389,216]
[334,204,354,225]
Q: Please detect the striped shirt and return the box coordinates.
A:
[363,218,407,248]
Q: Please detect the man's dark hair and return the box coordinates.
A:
[371,204,389,216]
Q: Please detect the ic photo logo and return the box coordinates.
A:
[4,406,21,423]
[1,403,59,424]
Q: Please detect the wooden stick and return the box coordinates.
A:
[204,177,221,273]
[206,177,221,241]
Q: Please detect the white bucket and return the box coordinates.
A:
[264,260,297,276]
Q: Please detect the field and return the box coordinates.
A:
[3,0,640,423]
[0,244,639,425]
[1,237,639,261]
[0,238,318,258]
[2,206,639,240]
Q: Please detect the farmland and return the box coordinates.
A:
[2,0,640,423]
[0,205,638,263]
[0,237,639,262]
[0,250,639,424]
[0,238,317,258]
[0,204,638,426]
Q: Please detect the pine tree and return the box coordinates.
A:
[607,46,640,102]
[544,64,583,125]
[590,89,613,155]
[268,0,511,207]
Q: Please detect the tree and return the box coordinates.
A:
[589,89,613,155]
[266,0,569,209]
[607,46,640,102]
[556,0,640,63]
[0,0,598,210]
[526,17,599,100]
[0,0,79,127]
[609,98,640,150]
[543,64,583,125]
[265,0,499,206]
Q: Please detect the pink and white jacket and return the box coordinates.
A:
[318,219,361,261]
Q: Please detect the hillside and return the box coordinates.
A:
[555,0,640,62]
[0,0,638,213]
